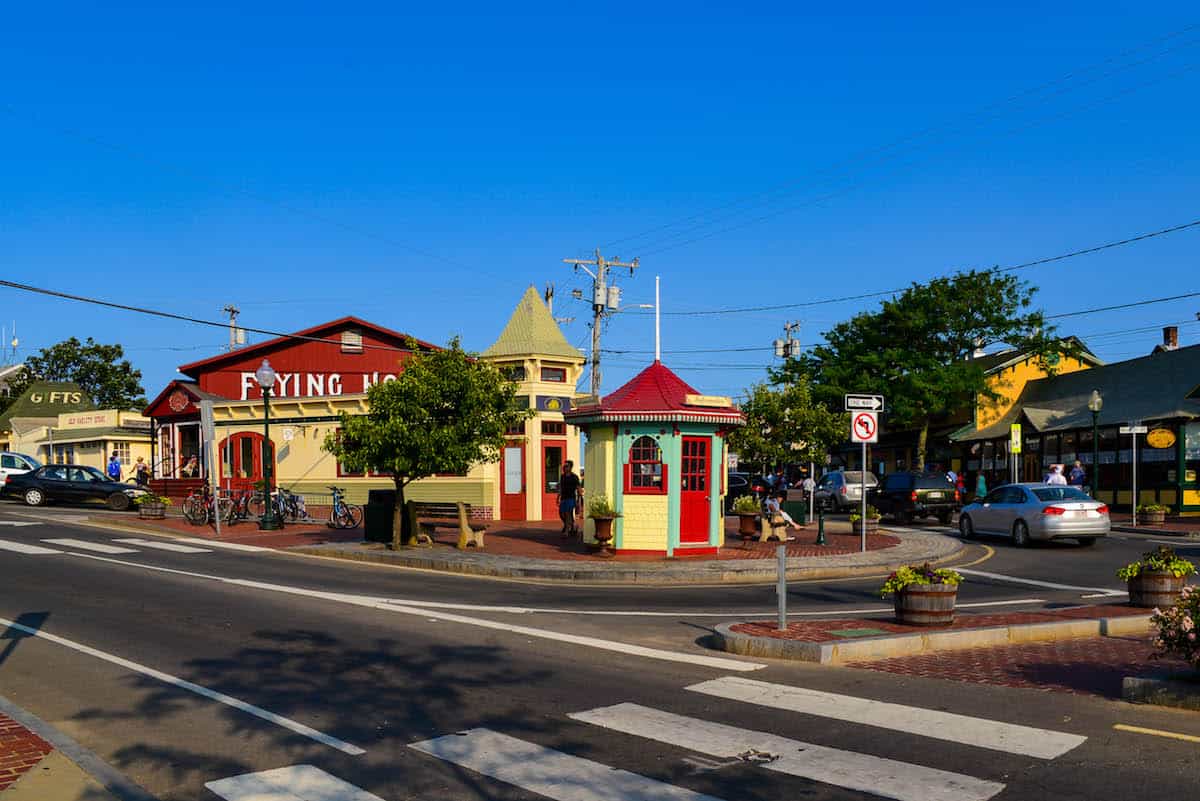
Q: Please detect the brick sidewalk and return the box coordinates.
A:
[0,712,52,792]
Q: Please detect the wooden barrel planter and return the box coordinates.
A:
[138,502,167,520]
[1128,571,1186,608]
[852,519,880,536]
[1140,510,1166,526]
[895,583,958,625]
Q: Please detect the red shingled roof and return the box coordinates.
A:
[566,361,744,425]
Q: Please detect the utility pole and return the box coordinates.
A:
[562,248,639,396]
[222,304,241,352]
[773,321,802,358]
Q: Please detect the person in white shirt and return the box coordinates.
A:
[1045,464,1067,486]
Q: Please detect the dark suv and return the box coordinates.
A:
[873,472,959,525]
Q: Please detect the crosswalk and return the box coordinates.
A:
[0,535,270,556]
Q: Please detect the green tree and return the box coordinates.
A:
[728,373,845,476]
[322,339,530,548]
[794,269,1075,470]
[23,337,146,408]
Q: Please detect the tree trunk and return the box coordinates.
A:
[391,478,409,549]
[915,419,929,473]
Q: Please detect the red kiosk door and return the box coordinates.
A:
[679,436,711,543]
[500,441,526,521]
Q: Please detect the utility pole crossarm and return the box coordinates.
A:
[561,247,640,397]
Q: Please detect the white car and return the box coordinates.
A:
[0,452,40,486]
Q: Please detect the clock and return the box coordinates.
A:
[168,390,190,413]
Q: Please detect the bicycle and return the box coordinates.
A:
[326,485,362,529]
[183,485,233,526]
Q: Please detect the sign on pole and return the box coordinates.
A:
[1120,422,1147,525]
[1119,425,1148,435]
[845,394,885,412]
[1009,424,1022,454]
[850,412,878,444]
[198,400,220,536]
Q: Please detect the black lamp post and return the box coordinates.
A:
[1087,389,1103,498]
[256,359,282,531]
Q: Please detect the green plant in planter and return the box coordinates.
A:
[132,492,172,507]
[849,504,881,524]
[731,495,759,515]
[587,493,619,519]
[1137,503,1169,514]
[1117,545,1197,581]
[880,563,963,598]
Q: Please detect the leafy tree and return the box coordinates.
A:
[323,339,530,548]
[792,269,1075,470]
[728,375,845,476]
[22,337,146,408]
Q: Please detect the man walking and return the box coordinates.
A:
[559,460,582,538]
[1068,460,1087,489]
[107,451,122,482]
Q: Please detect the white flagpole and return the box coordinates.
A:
[654,275,661,362]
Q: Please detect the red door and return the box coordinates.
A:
[219,433,273,491]
[541,441,566,521]
[500,441,526,521]
[679,436,711,543]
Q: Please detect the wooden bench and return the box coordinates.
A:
[408,501,487,549]
[759,513,794,542]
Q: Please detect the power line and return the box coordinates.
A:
[1045,290,1200,320]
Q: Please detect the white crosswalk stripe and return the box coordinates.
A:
[686,676,1086,759]
[410,728,728,801]
[41,538,138,554]
[170,536,271,552]
[206,764,384,801]
[570,703,1006,801]
[0,539,62,554]
[112,538,213,553]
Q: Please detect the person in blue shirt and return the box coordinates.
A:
[1067,460,1086,488]
[106,451,122,481]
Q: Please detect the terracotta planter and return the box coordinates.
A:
[591,516,616,555]
[738,514,759,536]
[851,519,880,536]
[1140,510,1167,526]
[1128,571,1186,608]
[894,583,958,626]
[138,502,167,520]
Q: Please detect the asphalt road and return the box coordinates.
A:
[0,505,1198,800]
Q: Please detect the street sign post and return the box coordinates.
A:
[845,394,885,412]
[199,400,220,537]
[850,410,879,553]
[1010,424,1022,484]
[1119,423,1148,525]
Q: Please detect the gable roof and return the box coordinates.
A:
[0,382,94,432]
[973,336,1102,376]
[954,342,1200,442]
[176,316,439,378]
[482,287,584,361]
[565,361,744,425]
[142,380,228,418]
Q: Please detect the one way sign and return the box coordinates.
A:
[844,393,884,412]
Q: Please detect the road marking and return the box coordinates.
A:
[956,567,1125,596]
[112,538,213,553]
[170,536,272,552]
[0,539,62,554]
[570,703,1005,801]
[410,728,727,801]
[686,676,1086,759]
[1113,723,1200,743]
[206,764,384,801]
[0,614,364,755]
[66,554,765,672]
[0,521,40,527]
[1148,539,1200,546]
[41,538,139,554]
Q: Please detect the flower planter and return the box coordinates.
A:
[1140,510,1167,526]
[737,514,759,537]
[894,583,958,626]
[138,502,167,520]
[1129,571,1187,608]
[851,519,880,536]
[591,516,616,556]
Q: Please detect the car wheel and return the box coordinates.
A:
[1012,519,1031,548]
[959,515,975,539]
[1077,537,1097,547]
[23,488,44,507]
[106,492,131,512]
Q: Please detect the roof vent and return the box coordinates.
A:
[341,329,363,353]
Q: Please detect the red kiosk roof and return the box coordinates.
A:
[566,361,744,425]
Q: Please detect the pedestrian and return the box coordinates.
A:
[955,472,965,496]
[774,468,788,490]
[975,472,987,500]
[765,490,802,531]
[180,455,200,478]
[106,450,121,481]
[558,460,582,538]
[946,466,957,485]
[1045,464,1067,486]
[801,473,816,495]
[1068,460,1086,488]
[132,456,150,486]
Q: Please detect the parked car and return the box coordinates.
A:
[3,464,147,511]
[725,472,751,512]
[873,471,958,524]
[0,452,40,485]
[958,483,1109,547]
[813,471,878,513]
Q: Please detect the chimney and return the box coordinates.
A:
[1163,326,1179,351]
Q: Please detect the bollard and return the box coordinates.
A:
[776,544,787,631]
[815,508,827,546]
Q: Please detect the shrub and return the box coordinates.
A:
[1152,586,1200,668]
[1138,503,1169,514]
[132,492,172,506]
[731,495,759,515]
[849,504,881,523]
[587,494,618,518]
[880,563,963,597]
[1117,545,1197,582]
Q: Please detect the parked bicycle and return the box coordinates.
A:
[327,486,362,529]
[183,485,233,525]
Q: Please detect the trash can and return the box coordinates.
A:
[364,489,396,543]
[782,499,808,523]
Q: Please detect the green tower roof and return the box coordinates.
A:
[0,381,94,432]
[483,286,584,361]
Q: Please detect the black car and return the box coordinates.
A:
[4,464,146,511]
[873,471,959,525]
[725,472,751,512]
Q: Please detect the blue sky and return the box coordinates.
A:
[3,3,1199,400]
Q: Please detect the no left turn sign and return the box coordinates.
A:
[851,411,878,444]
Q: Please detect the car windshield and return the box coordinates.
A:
[1032,487,1092,502]
[80,466,109,482]
[843,472,876,486]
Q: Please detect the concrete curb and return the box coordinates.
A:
[1122,673,1200,710]
[1111,525,1200,538]
[713,613,1153,664]
[286,531,965,585]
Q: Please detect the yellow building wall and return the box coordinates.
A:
[976,355,1095,429]
[619,494,670,551]
[581,426,614,542]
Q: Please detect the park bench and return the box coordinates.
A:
[409,501,487,549]
[758,513,793,542]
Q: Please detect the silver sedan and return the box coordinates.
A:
[958,483,1110,547]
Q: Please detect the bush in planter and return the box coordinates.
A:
[1119,545,1196,608]
[1151,586,1200,669]
[880,563,963,597]
[587,494,618,518]
[731,495,759,515]
[1138,503,1170,514]
[1117,545,1196,582]
[849,505,882,524]
[132,492,172,508]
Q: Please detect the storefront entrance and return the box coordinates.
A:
[679,436,711,543]
[500,441,526,520]
[541,440,566,521]
[218,432,274,490]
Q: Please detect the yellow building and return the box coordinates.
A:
[11,408,153,475]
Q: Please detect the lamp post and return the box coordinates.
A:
[256,359,282,531]
[1087,389,1103,498]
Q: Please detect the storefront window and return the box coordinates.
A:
[626,435,666,494]
[1060,432,1076,465]
[1042,434,1059,468]
[1142,431,1176,486]
[1186,423,1200,485]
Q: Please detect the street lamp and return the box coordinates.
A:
[256,359,281,531]
[1087,389,1103,498]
